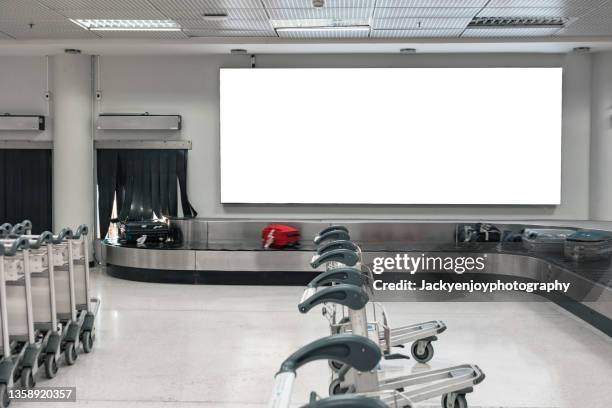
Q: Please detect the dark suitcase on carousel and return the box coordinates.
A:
[522,228,575,253]
[564,230,612,261]
[119,220,170,243]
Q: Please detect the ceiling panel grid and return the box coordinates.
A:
[276,27,371,37]
[376,0,488,6]
[373,17,473,29]
[476,6,594,17]
[462,26,563,36]
[373,7,482,18]
[185,28,277,36]
[38,0,157,9]
[371,28,463,37]
[263,0,375,7]
[178,18,273,30]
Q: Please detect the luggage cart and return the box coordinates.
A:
[0,237,45,389]
[69,225,99,354]
[3,231,65,379]
[311,231,446,364]
[298,279,485,407]
[0,240,27,407]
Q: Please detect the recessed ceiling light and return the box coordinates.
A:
[71,19,181,31]
[203,13,229,21]
[276,25,370,33]
[313,0,325,7]
[230,49,248,54]
[400,48,416,54]
[467,16,567,29]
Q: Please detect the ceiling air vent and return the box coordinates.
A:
[468,16,568,28]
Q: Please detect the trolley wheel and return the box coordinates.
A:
[329,379,349,396]
[45,354,58,378]
[0,383,9,407]
[441,393,468,408]
[82,331,94,354]
[411,341,434,364]
[65,342,78,365]
[328,360,344,372]
[20,367,35,389]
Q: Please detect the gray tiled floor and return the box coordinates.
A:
[17,268,612,408]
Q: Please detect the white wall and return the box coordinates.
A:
[96,52,591,220]
[0,52,595,223]
[0,56,51,141]
[589,51,612,220]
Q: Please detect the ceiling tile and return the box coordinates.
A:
[376,0,488,6]
[94,30,190,39]
[371,28,463,37]
[462,26,562,36]
[555,6,612,35]
[373,17,472,29]
[38,0,155,9]
[185,29,277,36]
[0,0,67,20]
[0,22,100,39]
[59,9,169,19]
[477,6,593,17]
[159,8,269,20]
[374,7,480,18]
[263,0,374,6]
[276,28,370,38]
[267,7,372,19]
[149,0,264,10]
[486,0,606,7]
[178,19,273,30]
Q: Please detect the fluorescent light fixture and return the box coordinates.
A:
[467,16,567,28]
[71,19,181,31]
[275,25,370,33]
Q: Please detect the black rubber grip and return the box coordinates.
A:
[314,230,351,246]
[300,395,388,408]
[311,249,359,269]
[308,267,365,288]
[317,240,360,256]
[298,284,369,313]
[278,333,381,374]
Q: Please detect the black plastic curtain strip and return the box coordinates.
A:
[97,149,197,238]
[0,149,53,233]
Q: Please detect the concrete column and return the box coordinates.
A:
[590,51,612,220]
[51,54,94,232]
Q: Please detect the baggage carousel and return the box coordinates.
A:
[101,219,612,336]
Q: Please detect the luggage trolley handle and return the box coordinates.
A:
[0,223,11,238]
[53,228,73,244]
[298,284,369,314]
[269,334,381,408]
[317,240,361,256]
[73,224,89,239]
[3,236,30,255]
[311,249,360,269]
[24,231,54,250]
[301,395,389,408]
[314,228,351,246]
[308,267,366,288]
[9,223,25,237]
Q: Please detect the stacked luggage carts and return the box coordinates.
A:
[268,225,485,408]
[0,220,100,407]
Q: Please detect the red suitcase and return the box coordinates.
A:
[262,224,301,249]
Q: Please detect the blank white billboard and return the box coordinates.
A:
[220,67,562,205]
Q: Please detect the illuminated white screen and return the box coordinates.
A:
[220,67,562,204]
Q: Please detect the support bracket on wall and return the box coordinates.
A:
[94,140,192,150]
[0,140,53,149]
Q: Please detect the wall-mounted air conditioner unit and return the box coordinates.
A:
[0,114,45,131]
[97,113,182,130]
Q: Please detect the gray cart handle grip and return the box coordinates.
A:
[311,249,359,269]
[33,231,54,248]
[317,240,360,256]
[278,333,381,374]
[53,228,74,243]
[0,223,11,237]
[4,236,30,256]
[300,396,388,408]
[73,224,89,239]
[308,267,365,288]
[319,225,349,236]
[298,284,369,314]
[314,230,350,246]
[9,224,25,236]
[20,220,32,230]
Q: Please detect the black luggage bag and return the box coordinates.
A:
[119,220,170,244]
